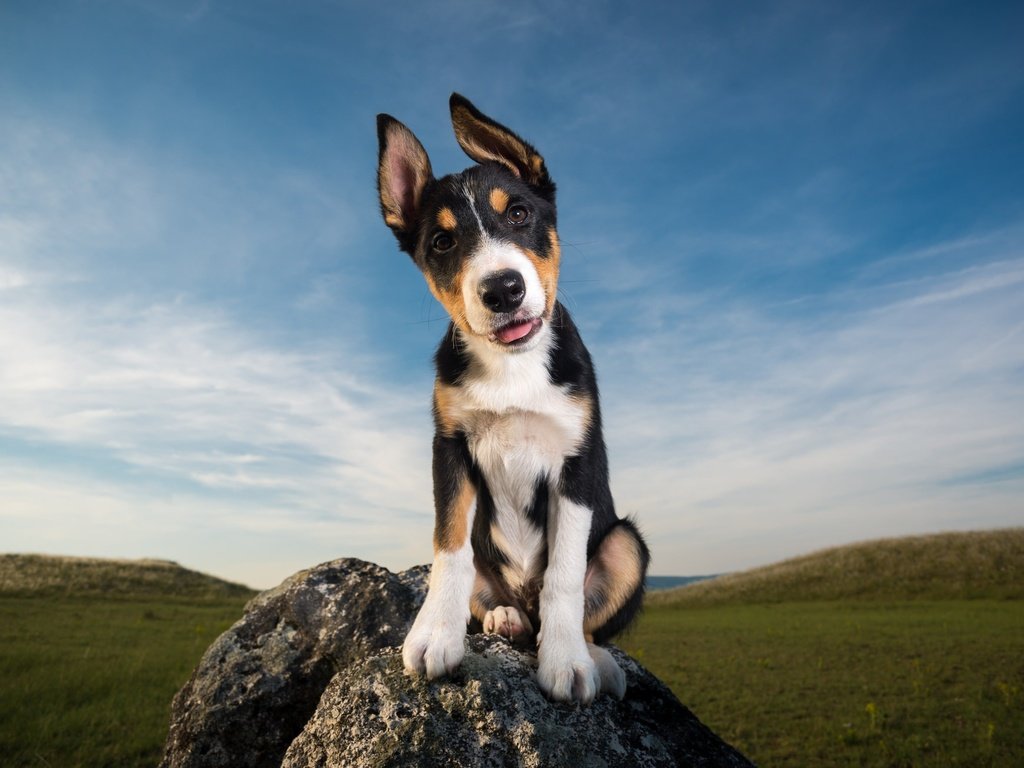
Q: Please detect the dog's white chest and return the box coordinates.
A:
[467,402,582,591]
[454,337,590,494]
[465,364,586,479]
[445,342,590,589]
[468,408,574,505]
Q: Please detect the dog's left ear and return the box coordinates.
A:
[450,93,555,202]
[377,114,434,250]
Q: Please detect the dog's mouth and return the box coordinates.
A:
[491,317,543,346]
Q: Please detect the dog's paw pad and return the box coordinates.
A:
[483,606,533,642]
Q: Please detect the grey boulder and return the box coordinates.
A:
[161,558,754,767]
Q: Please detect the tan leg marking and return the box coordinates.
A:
[433,382,463,438]
[433,474,475,553]
[583,525,646,636]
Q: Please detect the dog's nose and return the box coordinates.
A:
[479,270,526,313]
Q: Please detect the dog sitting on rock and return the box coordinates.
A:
[376,94,649,703]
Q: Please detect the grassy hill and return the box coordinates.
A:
[649,528,1024,606]
[628,528,1024,766]
[1,555,255,766]
[0,553,257,602]
[2,535,1021,767]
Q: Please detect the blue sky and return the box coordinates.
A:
[1,0,1022,588]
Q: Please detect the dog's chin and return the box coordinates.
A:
[488,316,545,352]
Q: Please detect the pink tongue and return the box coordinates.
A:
[496,320,536,343]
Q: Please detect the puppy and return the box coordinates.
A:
[376,94,649,703]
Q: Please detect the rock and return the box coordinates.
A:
[282,634,754,768]
[161,558,754,768]
[160,559,429,768]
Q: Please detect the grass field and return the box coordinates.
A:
[1,533,1021,766]
[0,595,249,767]
[0,554,254,601]
[622,600,1024,767]
[0,556,253,768]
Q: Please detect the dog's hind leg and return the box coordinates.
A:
[578,519,650,699]
[470,570,535,644]
[484,605,534,643]
[583,518,649,644]
[587,643,627,699]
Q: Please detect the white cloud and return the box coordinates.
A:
[0,460,427,588]
[0,287,433,513]
[598,249,1024,574]
[0,288,444,583]
[0,113,437,587]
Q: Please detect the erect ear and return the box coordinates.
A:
[377,114,433,238]
[449,93,555,201]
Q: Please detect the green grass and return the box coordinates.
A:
[2,533,1021,766]
[0,595,249,768]
[649,529,1024,606]
[0,554,255,602]
[634,530,1024,765]
[622,600,1024,767]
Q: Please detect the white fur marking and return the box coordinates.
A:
[462,182,485,230]
[458,184,547,344]
[402,501,477,679]
[536,496,598,703]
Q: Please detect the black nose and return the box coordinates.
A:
[479,270,525,313]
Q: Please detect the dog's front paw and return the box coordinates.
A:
[402,616,466,680]
[537,638,601,704]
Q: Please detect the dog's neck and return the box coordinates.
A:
[454,321,558,413]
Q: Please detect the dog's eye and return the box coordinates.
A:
[432,232,456,252]
[507,204,529,226]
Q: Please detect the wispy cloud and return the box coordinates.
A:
[0,278,436,574]
[598,245,1024,572]
[0,113,436,586]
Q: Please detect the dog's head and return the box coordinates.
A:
[377,94,559,353]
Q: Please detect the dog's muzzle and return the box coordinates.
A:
[477,269,543,346]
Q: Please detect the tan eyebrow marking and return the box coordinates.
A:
[489,188,510,215]
[437,207,458,230]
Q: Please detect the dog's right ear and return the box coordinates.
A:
[450,94,555,203]
[377,114,433,247]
